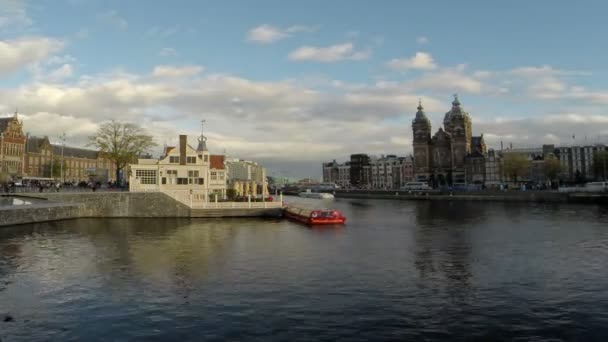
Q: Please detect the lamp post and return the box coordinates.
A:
[59,132,66,183]
[0,132,4,174]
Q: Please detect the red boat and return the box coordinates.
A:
[283,206,346,225]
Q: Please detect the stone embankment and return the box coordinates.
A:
[1,192,282,227]
[334,189,608,204]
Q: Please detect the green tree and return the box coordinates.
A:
[502,153,530,183]
[46,157,67,180]
[544,154,562,184]
[593,151,608,181]
[88,120,157,183]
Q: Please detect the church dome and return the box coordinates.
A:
[413,100,430,125]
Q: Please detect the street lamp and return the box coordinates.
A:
[59,132,66,183]
[0,132,4,174]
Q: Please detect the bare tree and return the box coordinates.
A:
[88,120,156,184]
[502,153,530,183]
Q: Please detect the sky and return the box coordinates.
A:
[2,0,608,179]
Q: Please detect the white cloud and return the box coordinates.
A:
[416,36,429,44]
[387,52,437,71]
[288,43,370,62]
[0,37,64,77]
[152,65,204,78]
[97,10,128,30]
[147,25,180,38]
[247,24,318,44]
[159,47,178,57]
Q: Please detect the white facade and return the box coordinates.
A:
[129,135,226,201]
[226,160,266,183]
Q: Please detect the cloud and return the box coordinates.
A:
[288,43,370,62]
[159,47,178,57]
[387,52,437,71]
[97,10,128,30]
[476,113,608,149]
[0,0,33,31]
[147,25,180,38]
[247,24,318,44]
[416,36,429,44]
[0,37,64,77]
[152,65,204,78]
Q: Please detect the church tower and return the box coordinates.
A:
[444,95,472,179]
[412,100,431,181]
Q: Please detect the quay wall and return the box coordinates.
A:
[0,202,81,227]
[333,190,607,203]
[1,192,282,227]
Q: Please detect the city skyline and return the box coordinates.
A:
[2,0,608,179]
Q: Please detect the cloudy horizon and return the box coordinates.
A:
[2,0,608,179]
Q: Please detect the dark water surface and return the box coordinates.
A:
[1,198,608,341]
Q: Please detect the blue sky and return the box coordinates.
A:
[1,0,608,178]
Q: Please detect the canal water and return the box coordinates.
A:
[1,197,608,341]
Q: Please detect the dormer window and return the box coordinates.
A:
[169,156,179,163]
[187,156,196,164]
[204,155,209,162]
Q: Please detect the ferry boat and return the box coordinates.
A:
[283,206,346,225]
[298,190,335,199]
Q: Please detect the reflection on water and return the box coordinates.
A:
[1,200,608,341]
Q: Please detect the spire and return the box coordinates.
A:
[13,108,18,119]
[413,99,430,127]
[452,93,460,107]
[196,119,208,152]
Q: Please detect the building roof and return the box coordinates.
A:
[210,155,225,170]
[26,136,51,153]
[51,145,99,159]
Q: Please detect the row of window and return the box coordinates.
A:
[1,143,24,157]
[168,155,208,164]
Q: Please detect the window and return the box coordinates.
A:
[198,178,204,184]
[166,169,177,176]
[188,170,199,184]
[219,172,225,180]
[187,156,196,164]
[177,178,188,185]
[161,177,166,184]
[204,155,209,162]
[211,171,217,180]
[135,169,157,184]
[169,156,179,163]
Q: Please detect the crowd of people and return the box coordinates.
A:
[1,179,128,193]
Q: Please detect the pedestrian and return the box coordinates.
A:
[55,182,61,192]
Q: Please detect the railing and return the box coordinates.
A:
[192,202,282,209]
[132,189,283,209]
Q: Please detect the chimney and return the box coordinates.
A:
[179,135,187,165]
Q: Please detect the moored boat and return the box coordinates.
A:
[298,191,335,199]
[283,206,346,225]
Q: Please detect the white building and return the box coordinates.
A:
[557,144,606,181]
[129,134,227,201]
[225,158,268,196]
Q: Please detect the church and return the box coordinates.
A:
[412,96,486,187]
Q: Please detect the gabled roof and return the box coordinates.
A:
[210,155,225,170]
[26,136,51,153]
[51,145,99,159]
